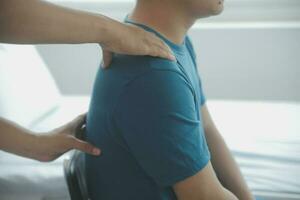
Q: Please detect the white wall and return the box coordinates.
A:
[36,0,300,102]
[190,27,300,102]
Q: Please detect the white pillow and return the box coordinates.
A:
[0,44,61,128]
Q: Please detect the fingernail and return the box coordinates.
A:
[93,148,101,155]
[170,54,176,61]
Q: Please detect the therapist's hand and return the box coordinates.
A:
[100,21,176,68]
[36,113,101,162]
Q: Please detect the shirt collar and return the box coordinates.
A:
[124,15,186,55]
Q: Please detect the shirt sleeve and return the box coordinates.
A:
[114,69,211,187]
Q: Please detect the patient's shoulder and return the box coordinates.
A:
[106,54,190,93]
[112,55,192,93]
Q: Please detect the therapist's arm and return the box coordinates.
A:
[0,114,100,162]
[201,103,255,200]
[0,0,175,67]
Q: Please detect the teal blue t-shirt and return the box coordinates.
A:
[85,17,211,200]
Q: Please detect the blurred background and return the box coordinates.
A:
[0,0,300,200]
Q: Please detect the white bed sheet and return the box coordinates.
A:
[0,98,299,200]
[206,100,300,200]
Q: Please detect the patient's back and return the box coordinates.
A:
[86,55,180,199]
[85,35,210,200]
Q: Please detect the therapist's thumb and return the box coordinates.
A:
[71,137,101,156]
[102,50,113,69]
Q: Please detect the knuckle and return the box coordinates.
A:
[84,144,93,153]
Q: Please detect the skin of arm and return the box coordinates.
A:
[173,161,239,200]
[0,114,100,162]
[0,0,108,44]
[201,103,255,200]
[172,103,255,200]
[0,0,175,67]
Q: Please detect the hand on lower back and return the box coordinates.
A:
[36,113,101,162]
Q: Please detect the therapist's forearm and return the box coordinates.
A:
[0,0,113,44]
[0,115,101,161]
[204,126,254,200]
[0,118,39,160]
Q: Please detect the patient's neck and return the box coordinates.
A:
[129,2,195,45]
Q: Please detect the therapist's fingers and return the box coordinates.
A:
[52,113,101,156]
[102,50,113,69]
[100,22,176,69]
[146,32,175,60]
[73,113,88,139]
[64,114,101,156]
[58,112,87,138]
[70,136,101,156]
[128,25,175,60]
